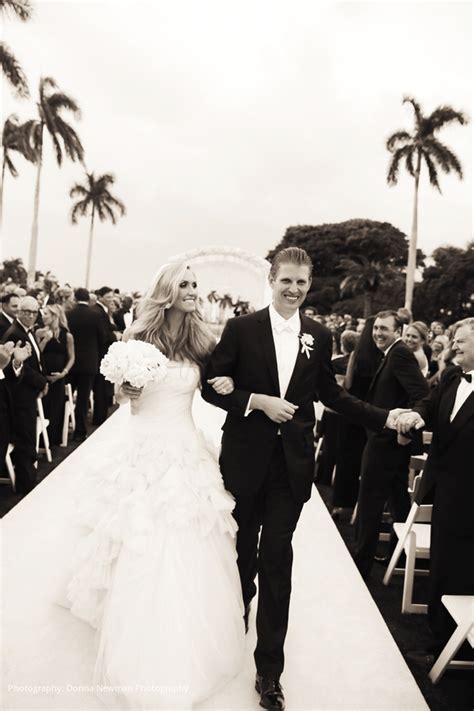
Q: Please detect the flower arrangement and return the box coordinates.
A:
[100,340,169,388]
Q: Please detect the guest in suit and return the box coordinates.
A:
[0,293,20,340]
[2,296,48,495]
[92,286,118,426]
[67,288,105,441]
[201,248,405,710]
[36,305,75,446]
[113,295,134,332]
[0,341,32,478]
[398,317,474,652]
[353,310,430,580]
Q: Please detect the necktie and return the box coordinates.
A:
[461,372,472,383]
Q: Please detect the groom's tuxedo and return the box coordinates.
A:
[202,306,388,679]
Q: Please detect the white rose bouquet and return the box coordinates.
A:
[100,340,169,389]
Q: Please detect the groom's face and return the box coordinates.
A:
[270,262,311,318]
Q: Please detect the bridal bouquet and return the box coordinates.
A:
[100,340,169,388]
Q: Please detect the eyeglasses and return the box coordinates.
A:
[20,309,39,316]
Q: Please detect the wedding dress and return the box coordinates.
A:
[63,361,245,710]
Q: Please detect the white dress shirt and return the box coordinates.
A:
[246,305,301,416]
[450,370,474,422]
[17,319,42,370]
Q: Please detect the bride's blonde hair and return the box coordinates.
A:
[127,261,215,371]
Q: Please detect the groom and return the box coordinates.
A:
[202,247,402,711]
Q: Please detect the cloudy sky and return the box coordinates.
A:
[2,0,472,290]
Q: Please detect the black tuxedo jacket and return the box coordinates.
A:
[92,303,117,359]
[202,308,388,503]
[0,312,14,340]
[1,320,47,405]
[67,304,105,375]
[366,339,430,447]
[414,367,474,536]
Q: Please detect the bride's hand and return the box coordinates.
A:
[207,376,234,395]
[120,382,144,400]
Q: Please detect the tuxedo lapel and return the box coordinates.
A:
[257,308,280,394]
[436,373,473,449]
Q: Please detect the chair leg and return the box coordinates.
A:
[429,620,472,684]
[384,535,406,586]
[402,531,416,613]
[61,402,70,447]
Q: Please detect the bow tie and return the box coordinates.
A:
[274,321,299,335]
[461,372,472,383]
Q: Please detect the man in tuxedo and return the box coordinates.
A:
[0,341,32,478]
[2,296,48,494]
[397,318,474,653]
[353,310,430,580]
[92,286,118,426]
[0,293,20,340]
[67,288,106,441]
[202,248,404,711]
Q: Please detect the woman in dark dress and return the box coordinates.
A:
[36,305,75,446]
[331,316,382,515]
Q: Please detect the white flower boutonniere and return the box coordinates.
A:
[299,332,314,359]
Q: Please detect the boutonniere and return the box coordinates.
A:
[299,332,314,359]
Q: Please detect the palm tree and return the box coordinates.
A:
[70,172,126,288]
[339,255,401,318]
[1,114,38,228]
[28,76,85,284]
[0,0,33,97]
[386,96,468,311]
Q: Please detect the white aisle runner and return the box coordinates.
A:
[2,400,427,711]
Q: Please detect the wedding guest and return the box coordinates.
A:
[0,341,32,480]
[353,310,430,580]
[403,321,430,376]
[2,296,48,494]
[0,293,20,339]
[36,305,75,447]
[331,317,380,517]
[302,305,317,319]
[92,287,118,426]
[67,288,105,441]
[113,295,134,332]
[397,317,474,655]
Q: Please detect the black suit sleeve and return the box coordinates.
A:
[412,367,453,429]
[391,347,430,405]
[316,331,388,431]
[201,319,252,417]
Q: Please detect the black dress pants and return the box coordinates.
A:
[354,432,411,579]
[11,403,37,494]
[231,438,303,679]
[69,373,94,437]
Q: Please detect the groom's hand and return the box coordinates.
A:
[251,394,298,423]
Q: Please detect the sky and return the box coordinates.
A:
[1,0,472,290]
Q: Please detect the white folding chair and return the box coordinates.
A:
[383,501,432,613]
[429,595,474,684]
[36,397,52,464]
[61,382,76,447]
[0,443,16,491]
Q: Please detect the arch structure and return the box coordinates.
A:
[167,246,271,325]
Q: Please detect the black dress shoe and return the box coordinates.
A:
[255,674,285,710]
[373,554,390,566]
[243,603,251,634]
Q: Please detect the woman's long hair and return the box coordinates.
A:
[127,261,215,372]
[43,304,69,340]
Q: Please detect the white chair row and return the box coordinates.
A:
[429,595,474,684]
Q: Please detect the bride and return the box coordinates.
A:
[63,262,245,709]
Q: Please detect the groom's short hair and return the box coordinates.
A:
[270,247,313,279]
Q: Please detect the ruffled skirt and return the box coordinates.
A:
[63,413,245,709]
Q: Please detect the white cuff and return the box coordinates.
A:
[244,393,255,417]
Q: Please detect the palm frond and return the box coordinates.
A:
[387,145,413,185]
[4,152,18,177]
[421,150,441,192]
[0,0,33,21]
[47,92,81,120]
[403,96,423,126]
[386,130,411,152]
[70,198,90,224]
[428,106,468,131]
[69,183,89,199]
[0,42,29,97]
[54,118,84,162]
[101,203,117,225]
[424,137,463,178]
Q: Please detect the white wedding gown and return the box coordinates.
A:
[62,361,245,710]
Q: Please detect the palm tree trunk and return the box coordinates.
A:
[28,124,44,286]
[85,207,95,289]
[363,292,373,318]
[404,151,421,311]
